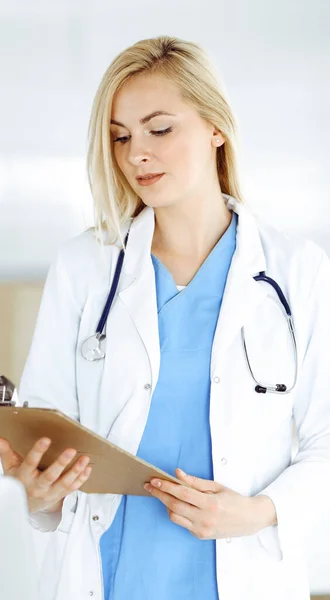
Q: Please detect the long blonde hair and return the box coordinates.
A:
[87,36,243,244]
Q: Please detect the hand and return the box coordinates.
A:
[144,468,277,540]
[0,437,92,514]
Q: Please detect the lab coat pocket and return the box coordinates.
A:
[252,392,294,427]
[256,525,283,561]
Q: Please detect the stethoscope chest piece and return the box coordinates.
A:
[81,333,106,361]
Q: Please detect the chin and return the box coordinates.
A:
[140,195,179,210]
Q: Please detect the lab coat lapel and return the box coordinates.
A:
[117,199,270,386]
[211,198,269,376]
[118,207,161,392]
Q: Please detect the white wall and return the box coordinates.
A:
[0,0,329,278]
[1,0,329,592]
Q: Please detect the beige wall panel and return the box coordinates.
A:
[0,283,44,384]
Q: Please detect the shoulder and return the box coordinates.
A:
[57,228,115,264]
[48,227,126,307]
[250,214,330,353]
[255,215,328,277]
[253,214,330,314]
[228,194,328,278]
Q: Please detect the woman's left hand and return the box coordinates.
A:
[144,468,277,540]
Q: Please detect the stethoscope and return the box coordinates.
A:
[81,229,298,395]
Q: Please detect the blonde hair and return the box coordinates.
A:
[87,35,243,244]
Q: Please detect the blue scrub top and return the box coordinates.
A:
[100,213,237,600]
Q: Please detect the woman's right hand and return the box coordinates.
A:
[0,437,92,514]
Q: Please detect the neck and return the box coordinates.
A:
[151,189,232,264]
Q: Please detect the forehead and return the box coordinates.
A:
[111,74,190,122]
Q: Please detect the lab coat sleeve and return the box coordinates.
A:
[256,249,330,560]
[18,248,84,534]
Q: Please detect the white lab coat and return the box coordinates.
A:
[18,195,330,600]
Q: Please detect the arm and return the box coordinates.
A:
[256,249,330,559]
[18,248,83,533]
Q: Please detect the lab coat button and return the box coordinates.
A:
[226,537,232,543]
[144,383,151,390]
[92,515,99,521]
[221,457,227,465]
[213,376,220,383]
[89,592,94,596]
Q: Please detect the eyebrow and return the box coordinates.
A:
[110,111,176,127]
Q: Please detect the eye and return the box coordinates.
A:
[151,127,173,136]
[113,135,131,144]
[112,127,173,145]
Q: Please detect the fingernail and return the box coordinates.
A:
[144,484,151,492]
[178,469,186,475]
[40,439,51,449]
[64,449,76,459]
[151,479,161,488]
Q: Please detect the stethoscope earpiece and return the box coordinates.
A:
[255,383,288,394]
[255,385,267,394]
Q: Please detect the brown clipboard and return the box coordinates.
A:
[0,405,183,495]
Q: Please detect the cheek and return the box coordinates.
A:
[170,145,205,184]
[162,136,199,177]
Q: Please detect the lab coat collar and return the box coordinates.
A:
[118,194,270,388]
[121,205,155,278]
[122,194,267,278]
[224,194,267,275]
[210,196,269,375]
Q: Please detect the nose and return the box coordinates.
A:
[127,138,151,166]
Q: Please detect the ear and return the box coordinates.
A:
[211,130,225,148]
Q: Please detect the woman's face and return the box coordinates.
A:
[110,73,224,209]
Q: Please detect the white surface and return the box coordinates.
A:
[0,476,38,600]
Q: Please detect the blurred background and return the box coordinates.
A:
[0,0,329,596]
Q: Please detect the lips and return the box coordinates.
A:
[136,173,164,180]
[136,173,164,186]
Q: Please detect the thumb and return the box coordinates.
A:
[0,438,23,472]
[175,468,224,493]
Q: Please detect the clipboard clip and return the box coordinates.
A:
[0,375,29,407]
[0,375,16,407]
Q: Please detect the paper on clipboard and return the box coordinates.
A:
[0,404,183,496]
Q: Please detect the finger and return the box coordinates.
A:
[51,455,91,495]
[34,457,91,505]
[175,469,223,494]
[167,508,194,532]
[69,465,92,491]
[0,437,11,453]
[18,438,52,482]
[34,448,78,490]
[0,438,23,472]
[34,464,92,510]
[148,477,204,508]
[145,484,197,521]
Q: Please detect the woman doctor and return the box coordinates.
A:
[1,36,330,600]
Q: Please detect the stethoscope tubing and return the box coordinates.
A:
[82,230,298,395]
[95,230,130,337]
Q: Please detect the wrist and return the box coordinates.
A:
[249,494,277,533]
[43,498,64,514]
[29,497,63,515]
